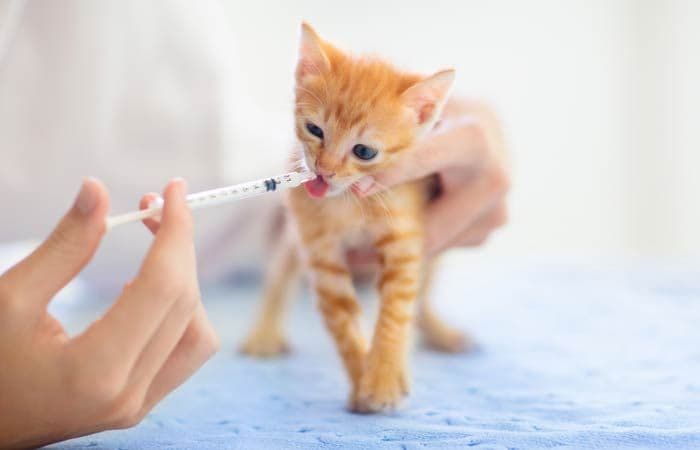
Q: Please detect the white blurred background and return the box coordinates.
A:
[1,0,699,272]
[221,0,700,259]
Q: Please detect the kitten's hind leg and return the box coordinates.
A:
[417,259,473,354]
[240,231,299,357]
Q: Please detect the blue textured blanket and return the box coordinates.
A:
[49,261,700,449]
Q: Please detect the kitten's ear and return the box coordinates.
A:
[402,69,456,129]
[296,22,331,81]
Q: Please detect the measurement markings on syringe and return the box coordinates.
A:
[107,171,313,229]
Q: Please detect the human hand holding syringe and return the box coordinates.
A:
[106,170,315,230]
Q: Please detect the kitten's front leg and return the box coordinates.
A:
[306,239,368,406]
[354,228,423,413]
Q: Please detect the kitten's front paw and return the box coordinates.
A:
[351,360,409,414]
[239,328,289,358]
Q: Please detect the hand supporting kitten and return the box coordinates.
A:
[356,99,510,255]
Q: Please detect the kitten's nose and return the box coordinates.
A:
[315,160,336,179]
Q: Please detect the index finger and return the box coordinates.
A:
[75,179,197,373]
[139,192,162,234]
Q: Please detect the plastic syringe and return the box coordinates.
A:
[106,170,315,230]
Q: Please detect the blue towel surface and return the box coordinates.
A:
[49,261,700,449]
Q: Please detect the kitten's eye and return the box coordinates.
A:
[352,144,378,161]
[306,122,324,139]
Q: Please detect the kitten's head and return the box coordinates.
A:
[294,23,455,198]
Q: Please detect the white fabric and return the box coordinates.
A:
[0,1,291,285]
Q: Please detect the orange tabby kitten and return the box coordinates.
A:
[241,23,470,413]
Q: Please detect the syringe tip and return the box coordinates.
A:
[296,170,316,183]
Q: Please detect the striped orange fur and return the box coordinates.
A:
[240,23,471,413]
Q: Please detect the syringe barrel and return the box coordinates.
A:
[105,171,314,230]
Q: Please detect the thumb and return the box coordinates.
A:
[6,178,110,306]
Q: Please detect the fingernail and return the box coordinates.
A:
[74,178,98,216]
[148,196,164,209]
[355,176,376,197]
[361,187,379,197]
[169,177,187,195]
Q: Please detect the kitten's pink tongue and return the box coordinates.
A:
[304,176,329,198]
